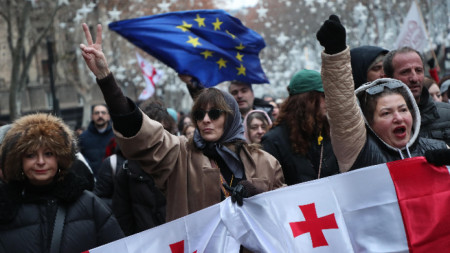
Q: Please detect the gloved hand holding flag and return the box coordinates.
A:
[109,9,269,87]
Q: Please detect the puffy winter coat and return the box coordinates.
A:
[320,47,447,171]
[0,172,124,253]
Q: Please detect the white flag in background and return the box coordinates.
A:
[136,52,163,101]
[394,1,429,52]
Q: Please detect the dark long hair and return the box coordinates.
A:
[275,91,329,155]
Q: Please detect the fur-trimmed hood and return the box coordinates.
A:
[0,113,77,182]
[355,78,421,154]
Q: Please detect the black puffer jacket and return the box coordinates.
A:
[417,88,450,146]
[0,172,124,253]
[112,159,166,236]
[262,124,339,185]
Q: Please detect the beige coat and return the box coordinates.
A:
[320,47,366,172]
[115,112,285,222]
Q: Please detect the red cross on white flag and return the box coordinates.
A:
[86,157,450,253]
[136,52,163,101]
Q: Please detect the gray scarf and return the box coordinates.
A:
[193,90,246,178]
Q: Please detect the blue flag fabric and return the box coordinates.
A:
[109,9,269,87]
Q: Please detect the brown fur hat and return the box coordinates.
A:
[0,113,76,182]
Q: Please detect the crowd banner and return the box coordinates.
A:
[394,1,429,52]
[86,157,450,252]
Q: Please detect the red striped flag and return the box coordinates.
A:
[87,157,450,252]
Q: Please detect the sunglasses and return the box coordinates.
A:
[365,81,403,95]
[193,109,224,121]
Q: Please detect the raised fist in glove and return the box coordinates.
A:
[223,180,263,206]
[316,15,346,55]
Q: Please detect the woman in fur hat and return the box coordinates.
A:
[0,113,124,253]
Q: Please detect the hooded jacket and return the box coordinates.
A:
[0,113,124,252]
[321,47,447,172]
[350,45,388,90]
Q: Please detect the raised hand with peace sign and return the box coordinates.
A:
[80,23,110,79]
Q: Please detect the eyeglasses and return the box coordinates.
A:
[193,109,224,121]
[93,111,108,115]
[365,81,403,95]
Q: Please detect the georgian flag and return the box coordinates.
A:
[86,157,450,252]
[136,52,163,101]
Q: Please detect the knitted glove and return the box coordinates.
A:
[316,15,346,55]
[425,149,450,166]
[223,180,263,206]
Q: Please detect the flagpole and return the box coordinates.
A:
[414,0,440,69]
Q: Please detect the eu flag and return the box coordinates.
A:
[109,9,269,87]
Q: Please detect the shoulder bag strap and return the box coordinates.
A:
[50,205,67,253]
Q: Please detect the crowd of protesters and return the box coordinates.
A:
[0,14,449,253]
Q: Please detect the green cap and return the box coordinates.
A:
[288,69,324,95]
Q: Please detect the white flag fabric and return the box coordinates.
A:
[394,1,429,51]
[136,52,163,101]
[86,157,450,253]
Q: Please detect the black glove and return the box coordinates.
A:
[316,15,346,55]
[427,58,435,69]
[425,149,450,166]
[223,180,263,206]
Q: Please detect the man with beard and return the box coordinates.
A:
[79,104,114,177]
[383,47,450,145]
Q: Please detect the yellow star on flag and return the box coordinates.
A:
[226,30,236,39]
[236,52,244,62]
[194,14,205,27]
[235,43,245,50]
[201,50,213,59]
[187,36,202,47]
[216,58,227,69]
[237,64,246,76]
[176,21,193,32]
[212,18,223,31]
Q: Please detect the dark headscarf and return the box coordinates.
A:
[193,89,246,178]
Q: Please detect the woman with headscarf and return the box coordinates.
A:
[0,113,124,253]
[243,110,272,144]
[79,23,284,222]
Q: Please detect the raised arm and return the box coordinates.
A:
[80,23,110,79]
[80,23,132,117]
[316,15,366,172]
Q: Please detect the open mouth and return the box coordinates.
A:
[393,126,406,138]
